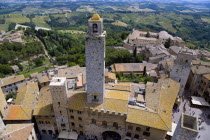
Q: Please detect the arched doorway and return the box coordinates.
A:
[102,131,121,140]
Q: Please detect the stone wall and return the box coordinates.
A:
[34,116,57,135]
[85,32,105,104]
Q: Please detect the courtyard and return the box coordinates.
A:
[173,91,210,140]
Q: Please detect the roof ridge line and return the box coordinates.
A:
[2,123,33,136]
[157,83,171,131]
[157,113,171,131]
[20,105,31,119]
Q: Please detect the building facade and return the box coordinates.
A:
[49,77,70,132]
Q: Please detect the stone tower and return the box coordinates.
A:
[49,77,70,132]
[85,14,106,104]
[170,48,197,96]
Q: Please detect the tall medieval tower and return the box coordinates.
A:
[49,77,70,132]
[85,14,106,104]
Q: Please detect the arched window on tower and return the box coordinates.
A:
[93,24,98,33]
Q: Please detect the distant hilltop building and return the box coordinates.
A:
[123,29,185,50]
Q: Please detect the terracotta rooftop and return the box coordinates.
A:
[192,60,210,67]
[144,78,180,131]
[68,90,129,114]
[36,73,50,84]
[15,82,39,109]
[34,86,53,116]
[0,88,7,117]
[111,63,157,73]
[0,123,34,140]
[203,74,210,80]
[0,75,25,87]
[105,69,116,80]
[68,78,179,131]
[105,83,131,91]
[4,105,32,120]
[57,66,86,83]
[126,108,169,131]
[191,65,210,75]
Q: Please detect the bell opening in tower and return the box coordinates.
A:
[93,24,98,33]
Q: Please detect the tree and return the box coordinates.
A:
[133,47,137,57]
[33,57,43,67]
[145,30,151,38]
[143,66,146,77]
[68,62,77,67]
[17,63,23,71]
[8,22,16,31]
[164,38,171,48]
[0,64,13,75]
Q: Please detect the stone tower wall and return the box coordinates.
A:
[86,19,105,104]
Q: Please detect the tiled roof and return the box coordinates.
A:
[0,88,7,117]
[4,105,32,120]
[68,78,179,131]
[37,73,49,84]
[144,78,180,131]
[105,90,129,100]
[56,66,86,84]
[111,63,157,72]
[68,90,129,114]
[203,74,210,80]
[169,46,181,54]
[15,82,39,109]
[57,65,81,78]
[191,66,210,75]
[30,72,38,78]
[105,69,116,80]
[68,91,86,111]
[126,108,169,131]
[128,30,158,40]
[0,75,25,87]
[105,83,131,91]
[33,86,53,116]
[192,60,210,67]
[0,123,34,140]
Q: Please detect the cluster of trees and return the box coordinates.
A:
[0,41,43,77]
[106,47,143,66]
[116,72,153,84]
[0,42,43,64]
[106,30,130,46]
[34,29,85,66]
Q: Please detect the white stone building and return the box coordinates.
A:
[123,29,185,50]
[49,77,70,132]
